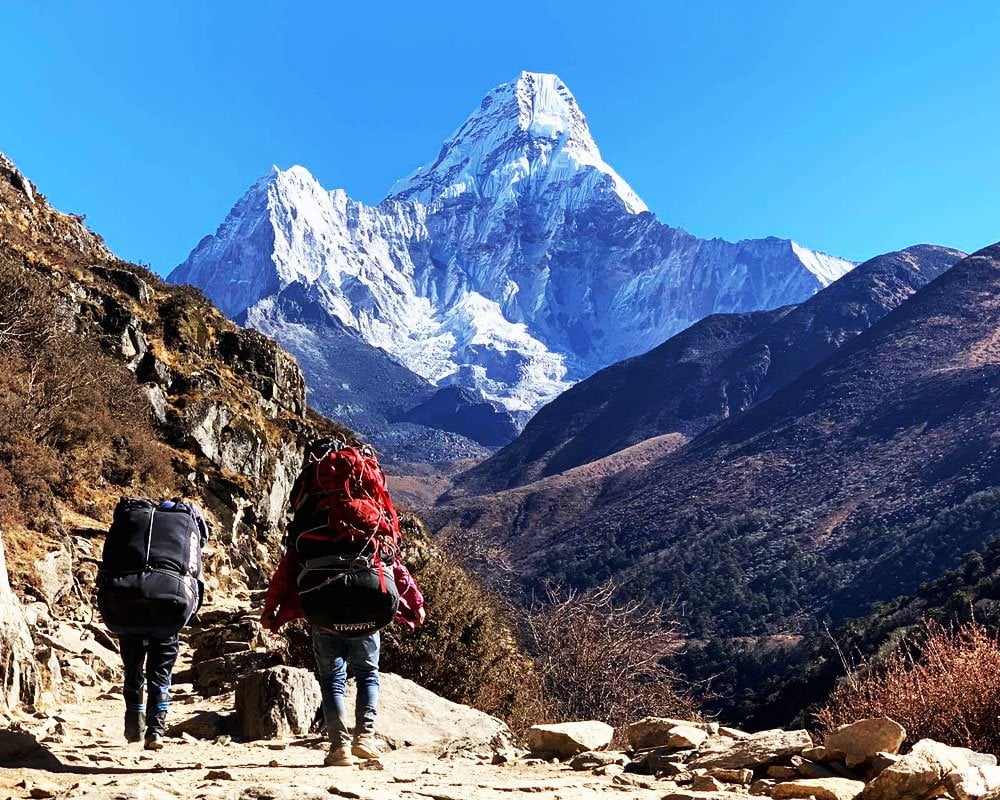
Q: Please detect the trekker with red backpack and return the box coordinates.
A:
[260,438,426,767]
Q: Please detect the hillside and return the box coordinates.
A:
[453,245,963,496]
[431,243,1000,645]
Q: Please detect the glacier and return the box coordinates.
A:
[170,70,854,445]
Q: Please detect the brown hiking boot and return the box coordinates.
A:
[352,734,381,760]
[324,744,356,766]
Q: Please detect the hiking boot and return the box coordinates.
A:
[124,710,144,743]
[352,734,382,760]
[144,708,167,750]
[324,744,356,767]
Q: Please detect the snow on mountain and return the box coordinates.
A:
[170,71,854,447]
[388,71,647,215]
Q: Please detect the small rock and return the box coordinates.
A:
[769,766,800,779]
[720,726,753,740]
[707,768,754,784]
[750,779,778,796]
[569,750,630,771]
[803,746,831,762]
[268,760,279,768]
[527,721,614,759]
[613,774,655,789]
[235,666,321,741]
[691,775,727,792]
[771,777,866,800]
[627,717,703,750]
[792,755,840,779]
[359,759,384,771]
[205,769,235,781]
[595,764,626,777]
[669,725,710,749]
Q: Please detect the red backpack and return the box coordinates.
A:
[289,438,401,554]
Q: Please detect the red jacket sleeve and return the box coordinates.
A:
[262,549,303,631]
[392,560,425,629]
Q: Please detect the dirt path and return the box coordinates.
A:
[2,674,669,800]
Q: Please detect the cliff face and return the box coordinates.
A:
[0,151,349,710]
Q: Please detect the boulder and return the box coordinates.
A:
[691,729,814,770]
[528,721,614,759]
[825,717,906,768]
[627,717,703,750]
[773,778,866,800]
[347,672,513,754]
[945,766,1000,800]
[864,738,992,800]
[235,666,321,740]
[0,531,39,713]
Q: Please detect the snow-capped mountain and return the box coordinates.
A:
[170,71,853,449]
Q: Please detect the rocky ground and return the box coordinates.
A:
[0,617,664,800]
[5,584,999,800]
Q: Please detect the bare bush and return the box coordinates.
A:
[526,580,697,730]
[817,620,1000,752]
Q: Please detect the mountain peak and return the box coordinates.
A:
[386,72,647,213]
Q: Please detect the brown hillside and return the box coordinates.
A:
[454,245,962,497]
[432,243,1000,639]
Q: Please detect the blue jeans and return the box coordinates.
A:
[311,628,380,746]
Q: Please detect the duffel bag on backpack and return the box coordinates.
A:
[97,498,206,634]
[296,553,399,637]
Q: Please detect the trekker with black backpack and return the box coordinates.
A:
[260,438,426,767]
[97,498,209,750]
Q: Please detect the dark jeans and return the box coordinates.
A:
[119,633,180,717]
[311,628,380,746]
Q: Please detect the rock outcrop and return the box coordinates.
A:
[0,530,38,714]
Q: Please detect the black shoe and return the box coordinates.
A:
[124,710,145,743]
[144,732,164,751]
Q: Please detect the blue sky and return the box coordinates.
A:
[4,0,999,272]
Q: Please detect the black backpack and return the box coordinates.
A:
[97,498,207,635]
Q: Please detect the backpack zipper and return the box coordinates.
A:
[144,507,155,570]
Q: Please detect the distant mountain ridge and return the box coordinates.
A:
[453,244,964,494]
[429,241,999,645]
[170,71,853,454]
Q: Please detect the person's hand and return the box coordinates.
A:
[416,606,427,626]
[260,608,278,633]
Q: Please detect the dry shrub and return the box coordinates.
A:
[817,620,1000,752]
[379,515,545,730]
[0,257,177,561]
[526,580,697,731]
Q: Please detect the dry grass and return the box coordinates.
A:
[526,580,698,733]
[817,620,1000,752]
